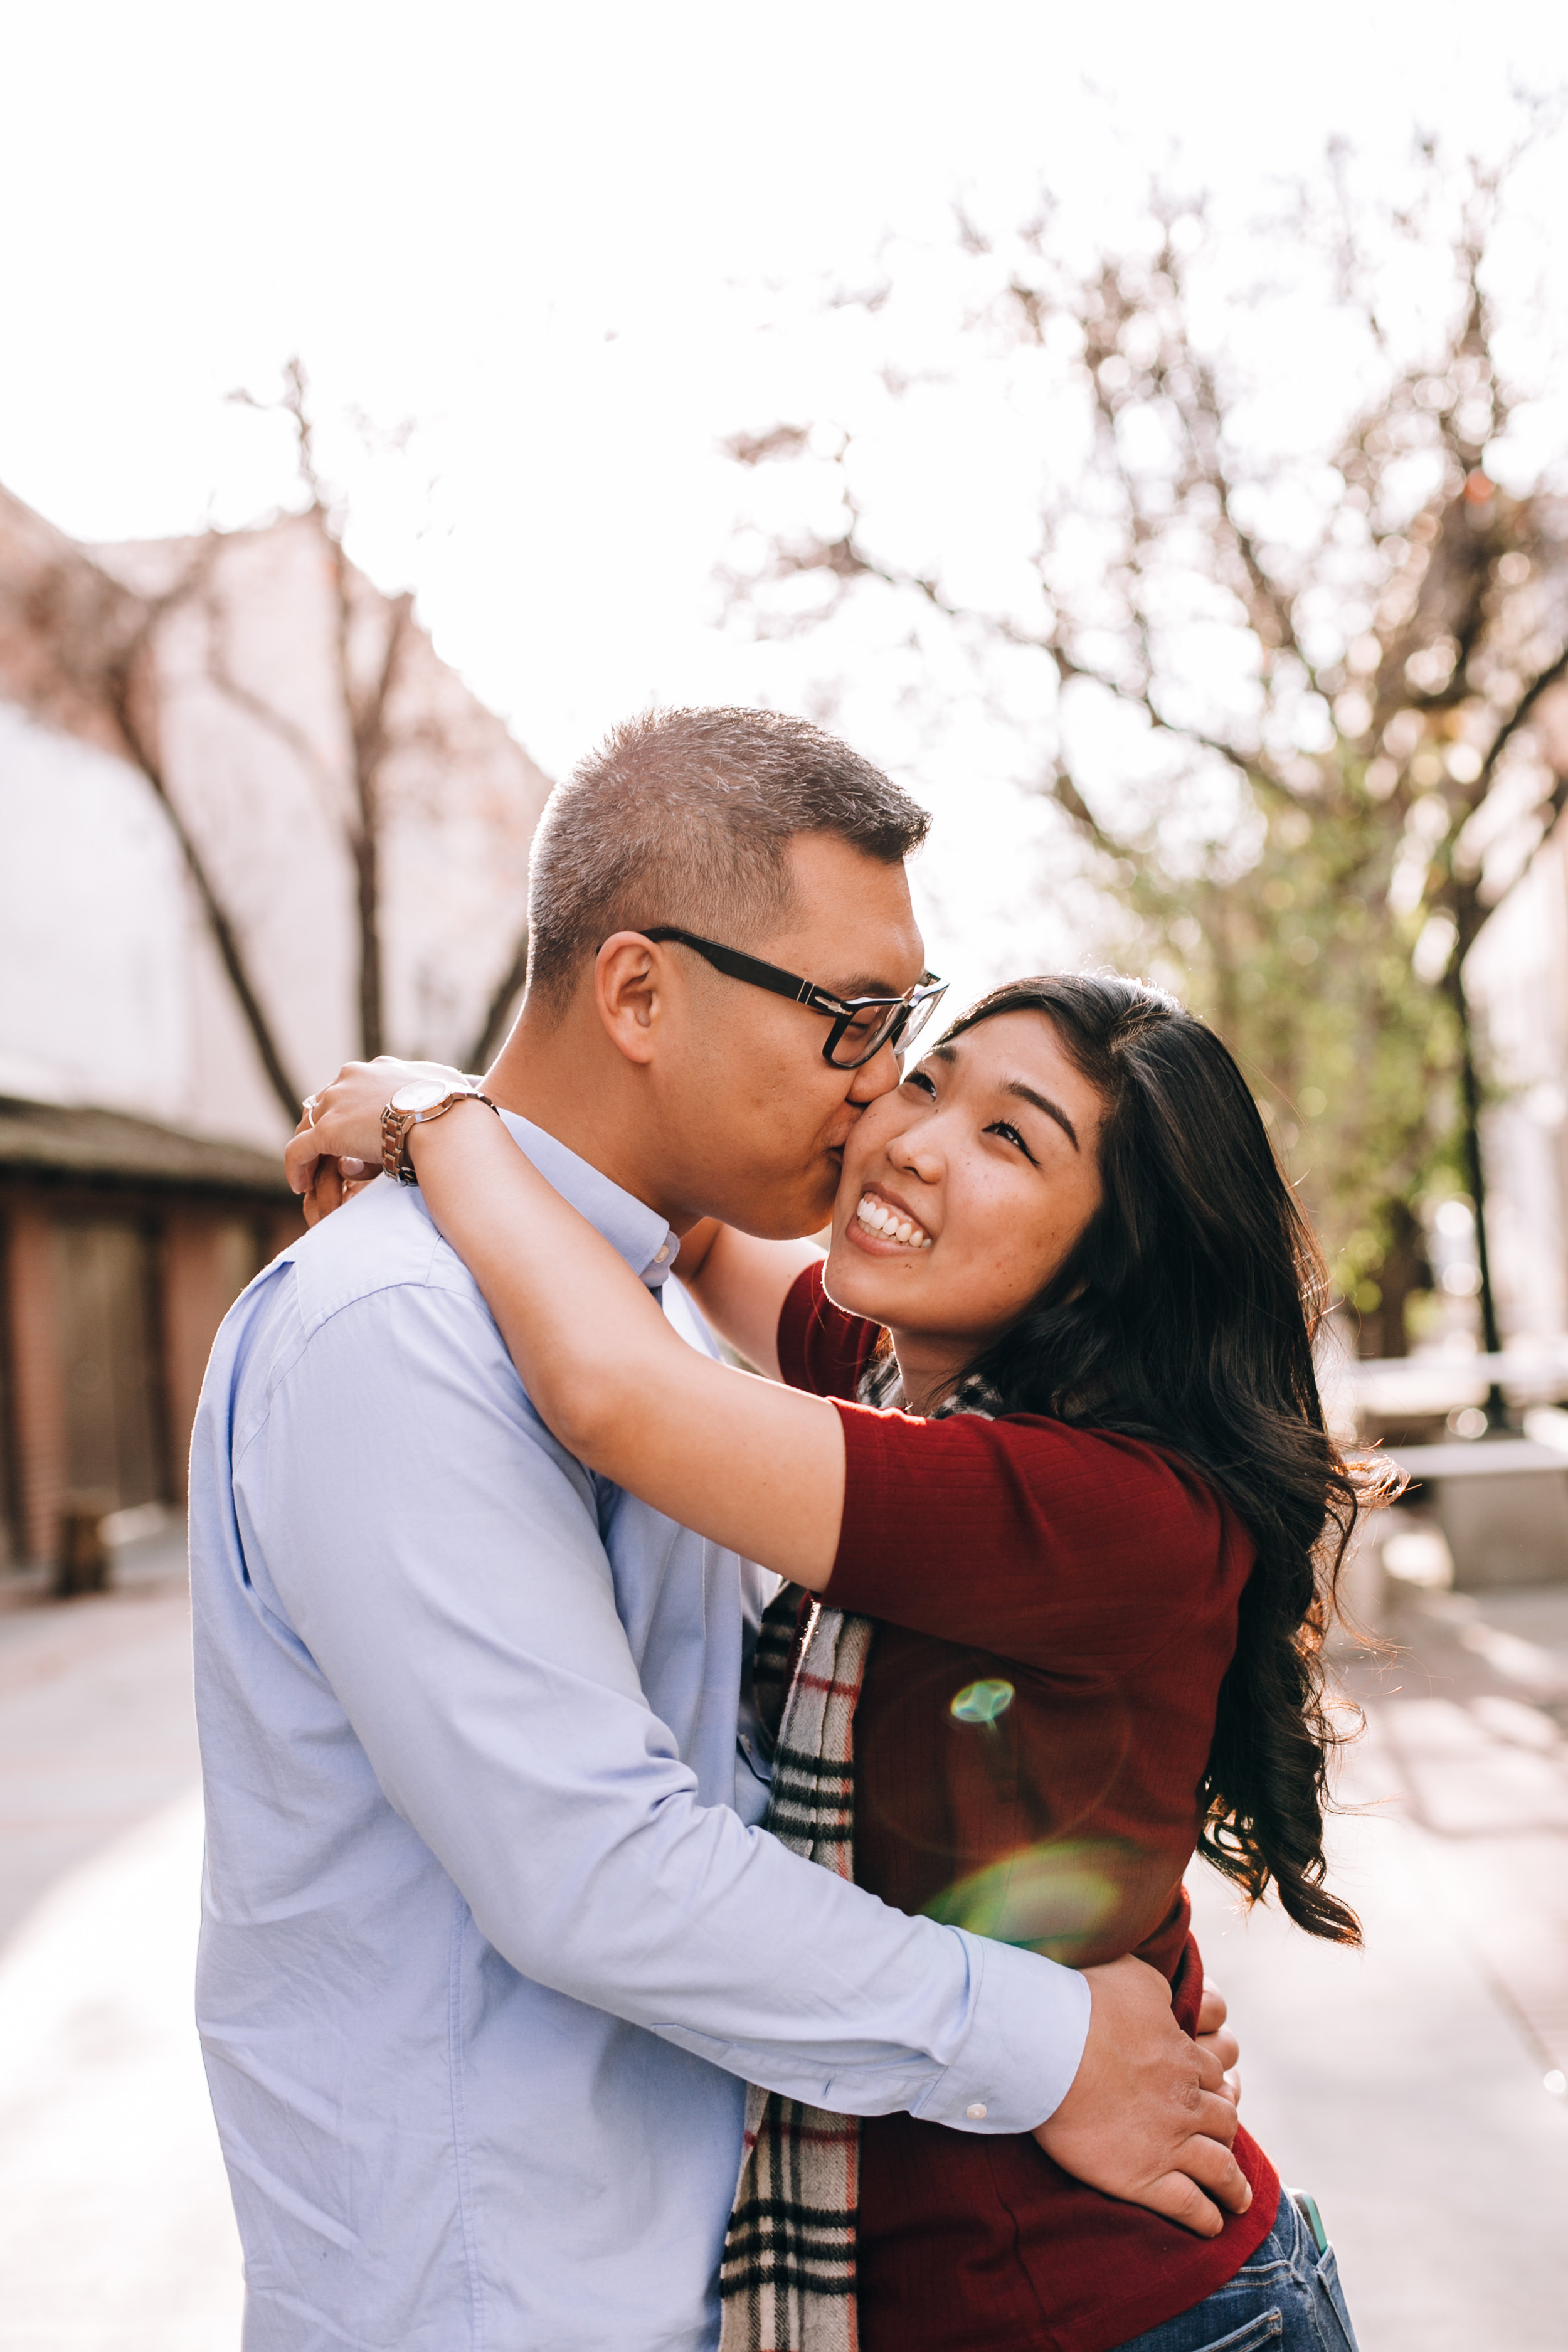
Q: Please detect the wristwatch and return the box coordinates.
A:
[381,1077,497,1185]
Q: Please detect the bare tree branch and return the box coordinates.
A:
[720,125,1567,1357]
[336,570,414,1058]
[1479,640,1568,793]
[0,509,305,1124]
[220,364,421,1061]
[205,602,344,805]
[105,618,304,1120]
[465,926,531,1071]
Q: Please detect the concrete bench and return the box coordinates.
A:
[1382,1439,1568,1590]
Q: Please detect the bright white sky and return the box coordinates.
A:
[4,0,1566,1004]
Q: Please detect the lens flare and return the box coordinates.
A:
[950,1678,1015,1724]
[922,1840,1133,1961]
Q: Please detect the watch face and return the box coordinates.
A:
[391,1079,452,1114]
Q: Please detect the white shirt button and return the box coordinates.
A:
[654,1244,669,1263]
[965,2102,988,2121]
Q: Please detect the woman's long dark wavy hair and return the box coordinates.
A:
[942,974,1388,1945]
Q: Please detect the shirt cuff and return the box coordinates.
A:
[909,1931,1092,2134]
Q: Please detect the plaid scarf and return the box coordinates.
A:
[719,1355,999,2352]
[719,1590,872,2352]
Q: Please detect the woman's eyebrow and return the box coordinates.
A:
[1004,1079,1079,1151]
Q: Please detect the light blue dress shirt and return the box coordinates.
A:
[189,1113,1091,2352]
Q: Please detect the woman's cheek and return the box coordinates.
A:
[954,1244,1026,1331]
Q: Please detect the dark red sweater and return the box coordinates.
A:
[778,1263,1279,2352]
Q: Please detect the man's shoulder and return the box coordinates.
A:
[277,1176,484,1331]
[217,1179,500,1441]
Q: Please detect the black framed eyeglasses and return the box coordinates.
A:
[642,928,948,1069]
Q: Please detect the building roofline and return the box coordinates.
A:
[0,1096,292,1199]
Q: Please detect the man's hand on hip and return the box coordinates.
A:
[1031,1954,1249,2238]
[1196,1979,1241,2108]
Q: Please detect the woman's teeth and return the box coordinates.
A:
[854,1194,933,1249]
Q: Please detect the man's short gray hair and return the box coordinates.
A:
[526,707,931,1013]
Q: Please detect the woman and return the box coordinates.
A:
[294,974,1370,2352]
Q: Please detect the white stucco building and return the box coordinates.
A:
[0,484,553,1567]
[1465,818,1568,1346]
[0,489,552,1148]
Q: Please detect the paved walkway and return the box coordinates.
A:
[1187,1577,1568,2351]
[0,1561,202,1946]
[0,1531,243,2349]
[0,1539,1564,2348]
[0,1792,243,2349]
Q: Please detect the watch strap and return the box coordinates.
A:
[380,1086,497,1185]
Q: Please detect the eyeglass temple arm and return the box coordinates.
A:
[642,928,940,1020]
[642,929,833,1011]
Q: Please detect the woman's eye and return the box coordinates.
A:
[985,1120,1036,1162]
[905,1068,936,1096]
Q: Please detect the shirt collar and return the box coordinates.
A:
[495,1110,677,1291]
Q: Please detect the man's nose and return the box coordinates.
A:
[845,1039,905,1104]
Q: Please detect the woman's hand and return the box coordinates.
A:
[286,1058,462,1224]
[281,1058,849,1585]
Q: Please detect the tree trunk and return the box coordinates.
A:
[465,926,530,1073]
[356,823,383,1060]
[1446,929,1508,1424]
[341,581,412,1062]
[1366,1198,1430,1359]
[110,669,303,1123]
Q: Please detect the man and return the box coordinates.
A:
[192,707,1243,2351]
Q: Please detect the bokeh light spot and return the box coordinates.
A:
[950,1678,1015,1724]
[923,1840,1130,1959]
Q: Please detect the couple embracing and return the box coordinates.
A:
[191,706,1367,2351]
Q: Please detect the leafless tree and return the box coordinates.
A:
[724,122,1568,1359]
[219,364,415,1061]
[219,362,536,1070]
[0,489,303,1114]
[465,928,533,1071]
[0,364,545,1123]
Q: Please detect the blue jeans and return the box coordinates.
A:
[1114,2191,1359,2351]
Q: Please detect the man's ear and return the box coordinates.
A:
[594,933,670,1067]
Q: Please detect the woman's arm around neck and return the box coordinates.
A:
[408,1103,845,1588]
[679,1221,825,1380]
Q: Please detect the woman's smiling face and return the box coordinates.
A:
[824,1008,1110,1399]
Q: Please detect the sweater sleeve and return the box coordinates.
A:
[776,1259,882,1401]
[822,1398,1245,1678]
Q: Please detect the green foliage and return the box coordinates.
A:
[1118,778,1461,1332]
[726,130,1568,1350]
